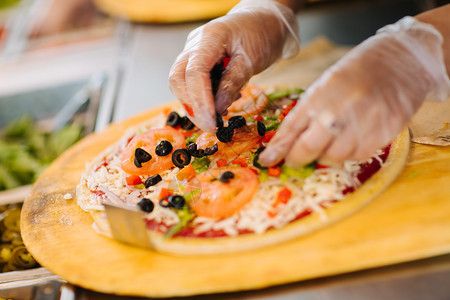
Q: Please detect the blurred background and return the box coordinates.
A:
[0,0,446,131]
[0,0,447,294]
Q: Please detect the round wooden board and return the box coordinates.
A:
[93,0,239,23]
[21,103,450,297]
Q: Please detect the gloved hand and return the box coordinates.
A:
[259,16,450,168]
[169,0,300,133]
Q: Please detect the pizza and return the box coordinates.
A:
[76,85,409,254]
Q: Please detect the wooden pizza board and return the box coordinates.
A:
[20,38,450,297]
[20,106,450,297]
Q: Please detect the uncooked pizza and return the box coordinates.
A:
[76,85,409,254]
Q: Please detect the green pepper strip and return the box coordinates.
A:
[165,205,195,238]
[281,161,317,179]
[266,122,281,132]
[267,88,305,103]
[185,134,199,146]
[191,157,210,174]
[184,188,201,202]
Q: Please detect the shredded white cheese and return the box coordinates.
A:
[78,111,386,237]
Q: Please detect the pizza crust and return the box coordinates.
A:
[77,123,410,254]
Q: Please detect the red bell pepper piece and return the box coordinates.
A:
[125,175,142,186]
[273,187,292,207]
[216,158,228,168]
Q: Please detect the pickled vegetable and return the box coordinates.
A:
[0,204,39,272]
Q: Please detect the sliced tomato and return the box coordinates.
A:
[225,85,268,119]
[188,167,258,218]
[196,124,260,160]
[121,128,185,176]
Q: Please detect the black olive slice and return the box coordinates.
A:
[218,171,235,183]
[191,149,205,158]
[253,146,268,170]
[187,142,197,154]
[172,149,191,168]
[155,140,173,156]
[257,121,266,137]
[210,62,224,97]
[137,198,155,213]
[144,174,162,188]
[204,144,219,156]
[168,195,185,209]
[187,143,205,158]
[135,148,152,163]
[180,116,195,130]
[216,126,234,143]
[133,157,142,168]
[166,111,181,127]
[228,116,246,129]
[216,112,224,128]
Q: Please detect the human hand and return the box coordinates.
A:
[259,16,450,168]
[169,0,299,133]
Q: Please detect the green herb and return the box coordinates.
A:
[281,162,316,179]
[164,205,195,238]
[289,87,305,97]
[185,134,199,146]
[267,87,305,103]
[229,164,243,168]
[191,156,210,174]
[259,170,269,182]
[263,116,279,121]
[266,121,281,132]
[280,173,289,183]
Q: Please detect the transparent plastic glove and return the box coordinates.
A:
[169,0,299,132]
[259,16,450,168]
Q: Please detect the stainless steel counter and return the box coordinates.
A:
[1,0,449,299]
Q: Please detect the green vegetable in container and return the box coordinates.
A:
[0,115,83,191]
